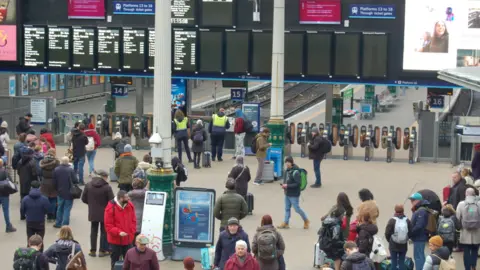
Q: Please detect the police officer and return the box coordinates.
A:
[172,109,192,163]
[209,108,230,162]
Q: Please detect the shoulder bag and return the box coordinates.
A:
[69,170,82,199]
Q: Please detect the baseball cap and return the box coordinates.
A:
[408,192,423,201]
[95,169,109,178]
[136,234,150,245]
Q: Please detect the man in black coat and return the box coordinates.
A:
[446,171,467,209]
[53,156,78,228]
[16,113,32,135]
[308,127,327,188]
[71,123,88,185]
[17,148,37,220]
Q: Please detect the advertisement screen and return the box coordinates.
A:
[334,33,360,76]
[172,78,187,113]
[68,0,105,19]
[225,31,249,73]
[299,0,341,25]
[306,33,332,76]
[72,27,95,69]
[201,0,234,27]
[174,188,215,245]
[285,32,304,75]
[0,0,17,62]
[251,32,272,74]
[362,34,388,78]
[123,29,146,70]
[199,31,222,73]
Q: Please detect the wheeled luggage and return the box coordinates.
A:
[261,160,275,183]
[110,150,118,182]
[246,193,254,215]
[114,260,123,270]
[202,152,212,168]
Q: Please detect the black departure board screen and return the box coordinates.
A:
[201,0,234,27]
[199,31,222,73]
[225,31,249,73]
[306,33,332,76]
[48,27,70,68]
[285,33,304,75]
[148,29,155,70]
[172,0,196,26]
[24,26,46,67]
[123,29,146,70]
[98,28,120,69]
[334,33,360,77]
[251,32,272,74]
[72,27,95,69]
[362,34,388,78]
[173,29,197,72]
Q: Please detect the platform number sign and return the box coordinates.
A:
[430,95,444,109]
[231,88,244,102]
[111,85,128,97]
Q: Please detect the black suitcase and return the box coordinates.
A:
[114,260,123,270]
[202,151,212,168]
[246,193,254,215]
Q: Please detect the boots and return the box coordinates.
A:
[277,222,290,229]
[303,219,310,229]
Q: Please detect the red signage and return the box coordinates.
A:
[68,0,106,19]
[299,0,341,25]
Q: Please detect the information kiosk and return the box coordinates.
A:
[141,191,168,261]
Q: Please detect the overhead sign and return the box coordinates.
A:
[349,4,396,19]
[30,99,47,124]
[242,103,261,133]
[111,85,128,97]
[343,88,354,100]
[230,88,244,102]
[113,1,154,15]
[68,0,106,19]
[428,87,453,96]
[429,95,445,109]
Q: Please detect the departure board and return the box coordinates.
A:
[72,27,95,69]
[225,31,249,73]
[123,29,146,70]
[171,0,196,26]
[362,34,388,78]
[24,26,46,67]
[98,28,120,69]
[285,32,304,75]
[148,29,155,70]
[306,32,332,76]
[251,31,272,74]
[334,33,360,77]
[199,31,222,73]
[201,0,234,27]
[173,29,197,72]
[48,27,70,68]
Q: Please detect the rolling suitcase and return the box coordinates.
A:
[261,160,275,183]
[110,150,118,182]
[246,193,254,215]
[313,242,327,268]
[114,260,124,270]
[202,151,212,168]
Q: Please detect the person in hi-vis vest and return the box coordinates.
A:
[209,108,230,162]
[172,109,193,163]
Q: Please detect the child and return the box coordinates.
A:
[385,205,412,270]
[437,204,460,253]
[132,154,152,182]
[13,234,49,269]
[39,137,50,154]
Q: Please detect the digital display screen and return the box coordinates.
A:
[148,29,155,70]
[334,33,360,76]
[299,0,341,25]
[24,26,46,67]
[123,29,146,70]
[72,27,95,69]
[146,192,165,205]
[251,32,272,74]
[306,33,332,76]
[173,29,197,72]
[48,27,70,68]
[171,0,196,26]
[201,0,234,27]
[225,31,249,73]
[285,32,304,75]
[362,34,388,78]
[199,31,222,73]
[97,28,120,69]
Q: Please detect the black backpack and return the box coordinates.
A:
[13,248,38,270]
[251,137,258,153]
[243,119,253,133]
[318,218,341,252]
[320,138,332,154]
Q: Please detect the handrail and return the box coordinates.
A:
[467,89,474,116]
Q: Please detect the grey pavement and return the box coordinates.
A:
[0,145,473,269]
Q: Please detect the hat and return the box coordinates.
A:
[183,257,195,270]
[113,132,122,140]
[88,123,95,129]
[136,234,150,245]
[227,217,239,226]
[25,112,32,117]
[0,121,7,128]
[429,235,443,247]
[196,119,203,126]
[311,127,319,133]
[95,169,109,178]
[124,144,132,153]
[225,178,235,190]
[285,156,294,164]
[408,192,423,201]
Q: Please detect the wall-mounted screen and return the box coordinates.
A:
[299,0,341,25]
[48,26,70,68]
[285,32,304,75]
[171,0,196,26]
[123,29,146,70]
[199,30,222,73]
[334,33,360,76]
[148,29,155,70]
[225,31,249,73]
[72,27,95,69]
[173,29,197,72]
[97,28,120,69]
[24,26,46,67]
[251,31,272,74]
[306,33,332,76]
[201,0,234,27]
[362,34,388,78]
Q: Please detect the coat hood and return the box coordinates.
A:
[358,223,378,235]
[345,251,368,264]
[54,239,79,254]
[137,161,151,170]
[193,124,203,132]
[40,157,59,170]
[176,115,185,122]
[28,188,42,199]
[72,128,83,137]
[433,246,450,260]
[172,156,181,168]
[256,224,277,233]
[84,129,97,137]
[91,177,109,188]
[217,111,225,117]
[414,200,431,211]
[228,253,255,267]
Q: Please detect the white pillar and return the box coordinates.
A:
[269,0,285,120]
[153,0,172,168]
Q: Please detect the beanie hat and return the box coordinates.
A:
[183,256,195,270]
[124,144,132,153]
[1,121,7,128]
[429,235,443,247]
[228,217,239,225]
[88,123,95,129]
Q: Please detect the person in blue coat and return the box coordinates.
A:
[21,181,49,251]
[214,217,250,270]
[408,193,430,270]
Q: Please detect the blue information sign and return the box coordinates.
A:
[231,88,244,102]
[111,85,128,97]
[430,95,445,109]
[113,1,154,15]
[242,103,261,133]
[349,4,396,19]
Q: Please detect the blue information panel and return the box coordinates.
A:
[242,103,261,133]
[174,188,216,247]
[113,1,154,15]
[231,88,244,102]
[430,95,445,109]
[349,4,396,19]
[111,84,128,97]
[172,78,187,112]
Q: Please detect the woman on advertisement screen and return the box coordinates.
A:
[418,21,449,53]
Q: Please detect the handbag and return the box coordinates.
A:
[69,170,82,199]
[66,243,87,270]
[0,170,17,195]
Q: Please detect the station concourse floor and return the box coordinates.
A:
[0,146,472,269]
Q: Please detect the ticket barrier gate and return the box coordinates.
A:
[342,127,353,161]
[120,116,130,138]
[102,114,111,137]
[59,112,72,143]
[300,126,307,158]
[386,132,395,163]
[132,116,141,149]
[408,127,417,164]
[364,130,374,162]
[71,113,84,127]
[96,115,103,134]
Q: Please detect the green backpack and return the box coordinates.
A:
[294,168,308,191]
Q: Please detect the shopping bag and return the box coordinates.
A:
[370,235,388,263]
[201,246,215,270]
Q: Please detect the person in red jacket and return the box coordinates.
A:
[224,240,260,270]
[84,123,102,176]
[40,128,56,149]
[105,190,137,270]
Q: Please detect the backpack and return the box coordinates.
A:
[132,167,147,180]
[294,168,308,191]
[433,254,456,270]
[318,218,341,251]
[351,260,373,270]
[174,163,188,182]
[422,207,438,234]
[437,216,455,243]
[321,138,332,154]
[86,136,95,151]
[243,119,253,132]
[13,247,38,270]
[391,217,409,244]
[193,130,204,143]
[256,229,278,261]
[461,201,480,230]
[251,137,258,153]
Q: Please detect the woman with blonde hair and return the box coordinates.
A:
[461,167,474,185]
[45,226,86,270]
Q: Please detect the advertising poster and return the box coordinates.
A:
[299,0,341,25]
[39,74,49,92]
[21,74,28,95]
[0,0,17,61]
[171,78,186,113]
[174,188,215,245]
[59,74,65,90]
[29,74,39,90]
[91,76,98,84]
[242,103,261,133]
[68,0,105,19]
[30,99,47,124]
[99,76,105,83]
[8,75,14,96]
[50,74,57,91]
[84,75,91,86]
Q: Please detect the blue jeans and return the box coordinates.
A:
[86,150,97,174]
[313,159,321,185]
[0,196,12,229]
[463,244,480,270]
[284,196,308,224]
[413,241,426,270]
[48,197,57,216]
[73,156,86,184]
[390,250,406,270]
[56,197,73,227]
